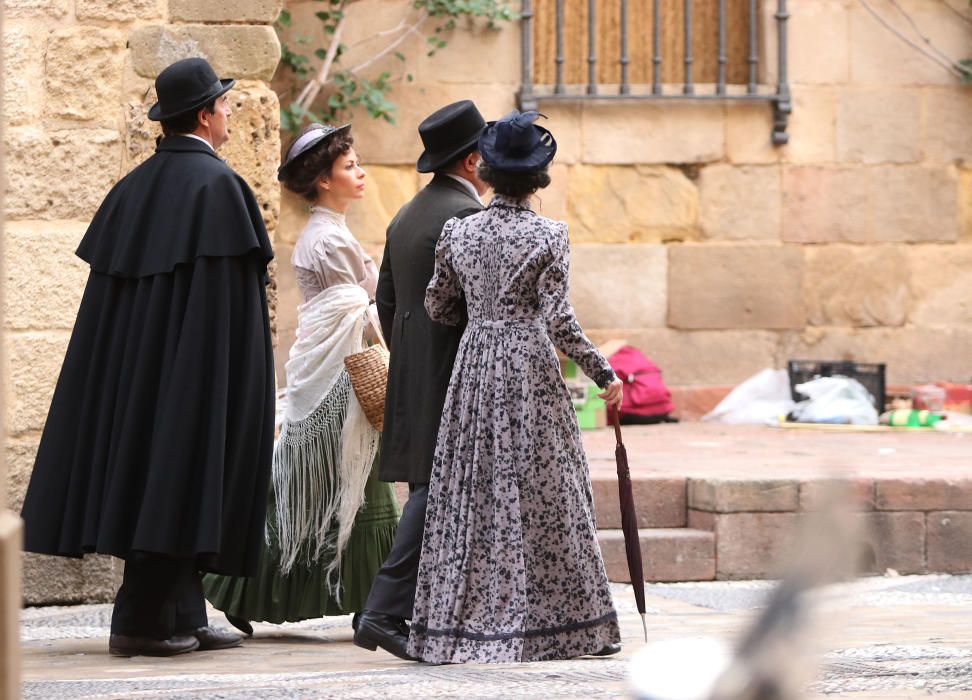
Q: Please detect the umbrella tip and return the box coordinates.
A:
[641,613,648,643]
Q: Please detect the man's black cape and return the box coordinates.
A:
[20,136,276,577]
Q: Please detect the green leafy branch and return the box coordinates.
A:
[856,0,972,83]
[961,0,972,82]
[276,0,517,132]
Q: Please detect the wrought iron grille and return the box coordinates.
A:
[519,0,791,145]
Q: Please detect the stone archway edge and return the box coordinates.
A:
[0,511,23,700]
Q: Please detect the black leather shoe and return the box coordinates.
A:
[189,625,244,651]
[109,634,199,657]
[591,642,622,656]
[224,613,253,637]
[352,612,360,631]
[353,611,416,661]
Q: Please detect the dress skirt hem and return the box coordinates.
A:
[202,469,399,623]
[408,611,620,664]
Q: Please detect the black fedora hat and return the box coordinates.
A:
[479,110,557,173]
[416,100,486,174]
[148,57,235,122]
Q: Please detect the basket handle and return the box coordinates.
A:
[365,304,389,352]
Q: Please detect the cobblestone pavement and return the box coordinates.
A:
[21,577,972,699]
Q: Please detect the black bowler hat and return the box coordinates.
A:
[479,110,557,173]
[416,100,487,173]
[148,57,235,121]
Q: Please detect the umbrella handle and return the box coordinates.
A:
[612,406,623,446]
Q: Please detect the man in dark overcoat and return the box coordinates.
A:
[19,58,275,657]
[354,101,488,659]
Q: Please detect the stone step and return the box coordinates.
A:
[398,478,690,530]
[591,476,687,529]
[597,528,715,583]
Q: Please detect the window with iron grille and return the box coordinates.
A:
[519,0,791,144]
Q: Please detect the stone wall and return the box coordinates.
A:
[275,0,972,393]
[1,4,25,692]
[2,0,282,604]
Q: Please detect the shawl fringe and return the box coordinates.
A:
[269,285,382,601]
[270,373,351,577]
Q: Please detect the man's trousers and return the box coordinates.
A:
[364,483,429,620]
[110,553,208,640]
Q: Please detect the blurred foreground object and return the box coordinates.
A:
[631,637,731,700]
[709,483,863,700]
[631,483,863,700]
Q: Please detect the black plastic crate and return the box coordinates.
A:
[787,360,887,411]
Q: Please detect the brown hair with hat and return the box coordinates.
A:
[476,110,557,198]
[160,100,218,137]
[278,122,354,202]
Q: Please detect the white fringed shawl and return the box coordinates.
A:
[270,283,380,599]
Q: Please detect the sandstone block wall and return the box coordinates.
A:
[1,6,24,691]
[275,0,972,392]
[3,0,282,604]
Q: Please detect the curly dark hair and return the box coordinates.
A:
[281,124,355,202]
[477,162,551,199]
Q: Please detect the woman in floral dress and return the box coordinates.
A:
[407,111,624,664]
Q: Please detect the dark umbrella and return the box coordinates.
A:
[612,409,648,642]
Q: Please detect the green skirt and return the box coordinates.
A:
[202,459,399,623]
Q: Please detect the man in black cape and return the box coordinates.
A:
[19,58,275,657]
[354,101,488,659]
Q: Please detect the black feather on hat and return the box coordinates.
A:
[478,110,557,173]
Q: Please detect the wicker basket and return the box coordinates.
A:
[344,311,389,431]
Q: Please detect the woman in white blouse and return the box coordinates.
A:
[203,123,399,635]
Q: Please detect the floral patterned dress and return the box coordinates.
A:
[407,194,621,664]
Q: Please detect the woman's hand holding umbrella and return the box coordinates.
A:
[599,378,624,406]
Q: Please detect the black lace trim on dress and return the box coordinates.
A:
[488,202,533,211]
[410,610,617,642]
[487,195,533,212]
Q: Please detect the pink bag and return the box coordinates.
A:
[607,346,675,423]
